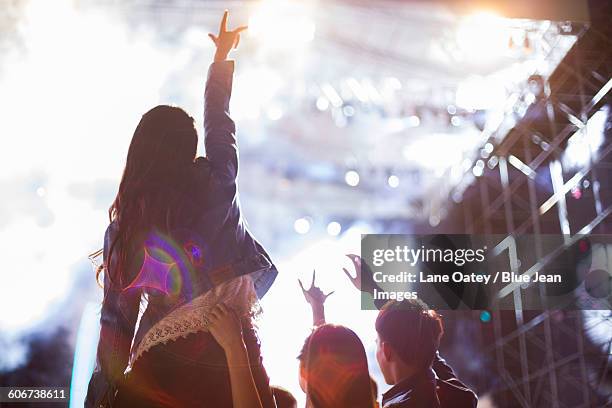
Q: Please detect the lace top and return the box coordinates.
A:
[130,275,258,365]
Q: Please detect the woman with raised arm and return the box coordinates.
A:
[298,271,379,408]
[86,10,278,408]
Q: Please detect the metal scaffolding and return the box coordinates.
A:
[440,2,612,406]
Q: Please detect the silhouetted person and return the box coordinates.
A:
[298,324,377,408]
[375,299,477,408]
[86,10,277,408]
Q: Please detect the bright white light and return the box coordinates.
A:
[233,68,283,120]
[0,0,168,336]
[344,170,360,187]
[472,160,485,177]
[346,78,368,102]
[509,155,536,179]
[342,105,355,117]
[326,221,342,236]
[387,175,400,188]
[248,1,315,50]
[384,76,402,91]
[266,105,283,121]
[402,133,480,170]
[69,302,101,408]
[456,12,512,62]
[294,217,311,234]
[321,84,343,108]
[562,107,607,169]
[456,76,507,110]
[451,116,462,126]
[407,115,420,127]
[316,96,329,111]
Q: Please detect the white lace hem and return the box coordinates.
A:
[130,275,257,365]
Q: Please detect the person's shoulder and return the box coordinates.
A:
[436,378,478,408]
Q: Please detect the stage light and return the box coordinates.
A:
[456,76,507,110]
[387,175,400,188]
[248,0,315,51]
[321,84,343,108]
[571,186,582,200]
[562,107,607,169]
[472,160,484,177]
[456,12,512,62]
[480,310,491,323]
[451,116,462,127]
[316,96,329,111]
[345,170,360,187]
[487,156,499,169]
[266,105,283,121]
[403,134,469,170]
[343,105,355,117]
[452,191,463,203]
[384,76,402,92]
[447,105,457,115]
[233,68,283,120]
[508,155,536,179]
[294,217,311,234]
[346,78,368,103]
[69,302,100,407]
[362,79,382,104]
[326,221,341,236]
[407,115,420,127]
[36,187,46,197]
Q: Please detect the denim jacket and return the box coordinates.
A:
[85,60,278,407]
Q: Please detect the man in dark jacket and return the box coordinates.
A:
[375,299,477,408]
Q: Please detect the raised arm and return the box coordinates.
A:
[342,254,387,309]
[204,10,247,185]
[208,303,264,408]
[299,270,334,326]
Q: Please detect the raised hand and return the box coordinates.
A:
[342,254,380,295]
[299,269,334,307]
[299,270,333,326]
[207,303,245,353]
[208,10,248,62]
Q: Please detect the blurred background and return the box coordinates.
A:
[0,0,610,407]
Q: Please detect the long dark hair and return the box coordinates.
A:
[98,105,198,289]
[299,324,376,408]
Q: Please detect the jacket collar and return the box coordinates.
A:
[382,367,437,407]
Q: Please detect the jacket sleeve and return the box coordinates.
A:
[432,351,457,381]
[204,60,238,186]
[86,229,141,407]
[433,352,478,407]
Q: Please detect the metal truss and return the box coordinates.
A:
[441,2,612,407]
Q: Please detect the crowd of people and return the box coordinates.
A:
[85,10,478,408]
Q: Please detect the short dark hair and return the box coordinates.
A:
[375,299,443,369]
